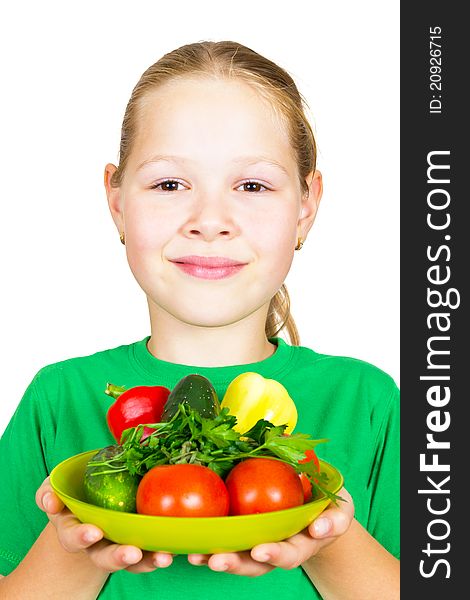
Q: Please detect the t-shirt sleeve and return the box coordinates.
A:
[0,373,50,575]
[366,383,400,559]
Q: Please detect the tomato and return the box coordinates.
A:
[136,464,229,517]
[298,449,321,503]
[299,449,320,471]
[224,458,304,515]
[299,472,313,503]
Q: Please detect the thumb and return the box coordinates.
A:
[308,487,354,539]
[35,476,65,515]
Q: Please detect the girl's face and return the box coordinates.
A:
[105,77,321,328]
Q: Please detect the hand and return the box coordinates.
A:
[35,476,175,573]
[187,487,354,577]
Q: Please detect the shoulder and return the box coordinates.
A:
[285,343,399,445]
[31,338,145,392]
[294,342,397,384]
[289,342,399,409]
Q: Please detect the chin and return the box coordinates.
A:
[177,307,250,328]
[162,296,260,329]
[147,281,276,327]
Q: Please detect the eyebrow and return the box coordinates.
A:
[136,154,290,176]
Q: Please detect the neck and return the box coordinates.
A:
[146,299,277,367]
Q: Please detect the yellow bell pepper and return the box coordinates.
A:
[220,372,298,434]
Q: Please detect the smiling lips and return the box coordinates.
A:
[169,255,248,280]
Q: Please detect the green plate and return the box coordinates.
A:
[50,449,343,554]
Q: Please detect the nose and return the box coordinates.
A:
[181,191,239,242]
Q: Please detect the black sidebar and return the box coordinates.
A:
[401,3,467,597]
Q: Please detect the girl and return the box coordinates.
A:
[0,41,399,599]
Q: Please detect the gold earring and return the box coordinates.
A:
[120,232,125,245]
[295,223,304,251]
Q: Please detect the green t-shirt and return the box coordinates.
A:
[0,336,400,599]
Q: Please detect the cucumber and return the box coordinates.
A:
[162,374,220,421]
[83,445,141,513]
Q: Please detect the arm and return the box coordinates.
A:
[0,522,109,600]
[302,518,399,600]
[299,382,400,598]
[0,478,175,600]
[186,384,401,594]
[0,374,175,597]
[187,487,399,600]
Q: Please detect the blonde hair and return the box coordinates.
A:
[110,41,317,346]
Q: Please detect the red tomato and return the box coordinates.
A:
[299,472,313,503]
[298,448,321,502]
[224,458,304,515]
[136,464,229,517]
[299,449,320,471]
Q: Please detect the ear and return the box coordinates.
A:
[104,163,124,234]
[298,170,323,239]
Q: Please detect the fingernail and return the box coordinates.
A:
[154,554,171,568]
[253,552,270,562]
[212,562,229,572]
[42,492,52,512]
[83,530,100,544]
[314,517,331,537]
[123,549,140,564]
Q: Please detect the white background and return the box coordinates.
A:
[0,1,399,435]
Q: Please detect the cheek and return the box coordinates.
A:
[265,241,295,290]
[124,198,175,252]
[123,204,174,281]
[126,229,161,281]
[253,215,297,280]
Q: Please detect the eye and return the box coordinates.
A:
[150,179,187,192]
[237,180,269,193]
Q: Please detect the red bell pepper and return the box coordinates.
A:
[105,383,171,443]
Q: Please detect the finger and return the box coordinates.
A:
[85,540,144,573]
[309,512,347,539]
[35,477,64,515]
[187,553,210,566]
[49,507,104,553]
[36,477,106,553]
[88,542,174,574]
[207,551,274,577]
[308,487,354,540]
[251,531,317,570]
[125,551,174,574]
[151,551,175,568]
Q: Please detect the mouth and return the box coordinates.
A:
[168,255,248,280]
